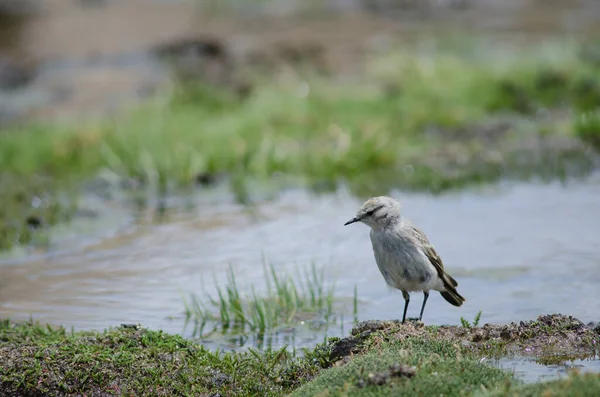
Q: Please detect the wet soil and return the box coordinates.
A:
[330,314,600,365]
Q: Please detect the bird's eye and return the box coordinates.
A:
[366,210,375,216]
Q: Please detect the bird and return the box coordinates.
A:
[344,196,465,323]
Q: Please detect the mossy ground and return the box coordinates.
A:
[1,39,600,250]
[290,336,513,397]
[0,320,326,396]
[1,314,598,396]
[332,314,599,363]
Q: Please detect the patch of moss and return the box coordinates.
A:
[0,320,327,396]
[291,336,513,397]
[293,314,599,396]
[328,314,599,363]
[1,315,599,396]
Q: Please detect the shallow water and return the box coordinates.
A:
[1,177,600,383]
[497,355,600,384]
[1,174,600,340]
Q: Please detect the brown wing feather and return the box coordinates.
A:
[406,223,458,288]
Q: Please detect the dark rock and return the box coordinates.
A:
[25,215,42,229]
[119,324,141,330]
[538,314,585,331]
[195,172,218,187]
[330,320,401,361]
[351,320,389,336]
[472,331,483,342]
[499,327,512,341]
[329,336,361,361]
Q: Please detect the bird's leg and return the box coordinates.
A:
[401,290,410,324]
[418,291,429,322]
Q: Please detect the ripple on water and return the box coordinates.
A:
[1,175,600,359]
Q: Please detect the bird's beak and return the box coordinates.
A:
[344,216,359,226]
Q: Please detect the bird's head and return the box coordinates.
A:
[344,196,402,230]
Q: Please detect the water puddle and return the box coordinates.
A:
[497,355,600,384]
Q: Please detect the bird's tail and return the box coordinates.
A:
[440,273,465,307]
[440,290,465,307]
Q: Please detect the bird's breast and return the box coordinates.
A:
[369,230,439,291]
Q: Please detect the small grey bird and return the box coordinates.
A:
[344,196,465,323]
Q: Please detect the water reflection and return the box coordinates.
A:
[1,174,599,341]
[497,355,600,384]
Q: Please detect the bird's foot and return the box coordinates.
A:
[397,318,423,325]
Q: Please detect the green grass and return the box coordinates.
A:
[290,334,515,396]
[574,111,600,150]
[183,262,338,338]
[0,320,328,396]
[1,39,600,250]
[461,310,483,329]
[1,318,598,396]
[2,41,597,189]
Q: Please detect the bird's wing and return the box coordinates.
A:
[406,222,458,288]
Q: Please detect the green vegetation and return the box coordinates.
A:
[574,111,600,150]
[0,319,326,396]
[1,40,600,250]
[183,262,337,337]
[461,310,483,328]
[290,336,513,396]
[3,315,597,396]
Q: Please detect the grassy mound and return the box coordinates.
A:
[0,320,325,396]
[1,314,598,396]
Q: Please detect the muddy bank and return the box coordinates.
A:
[1,314,598,396]
[329,314,600,365]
